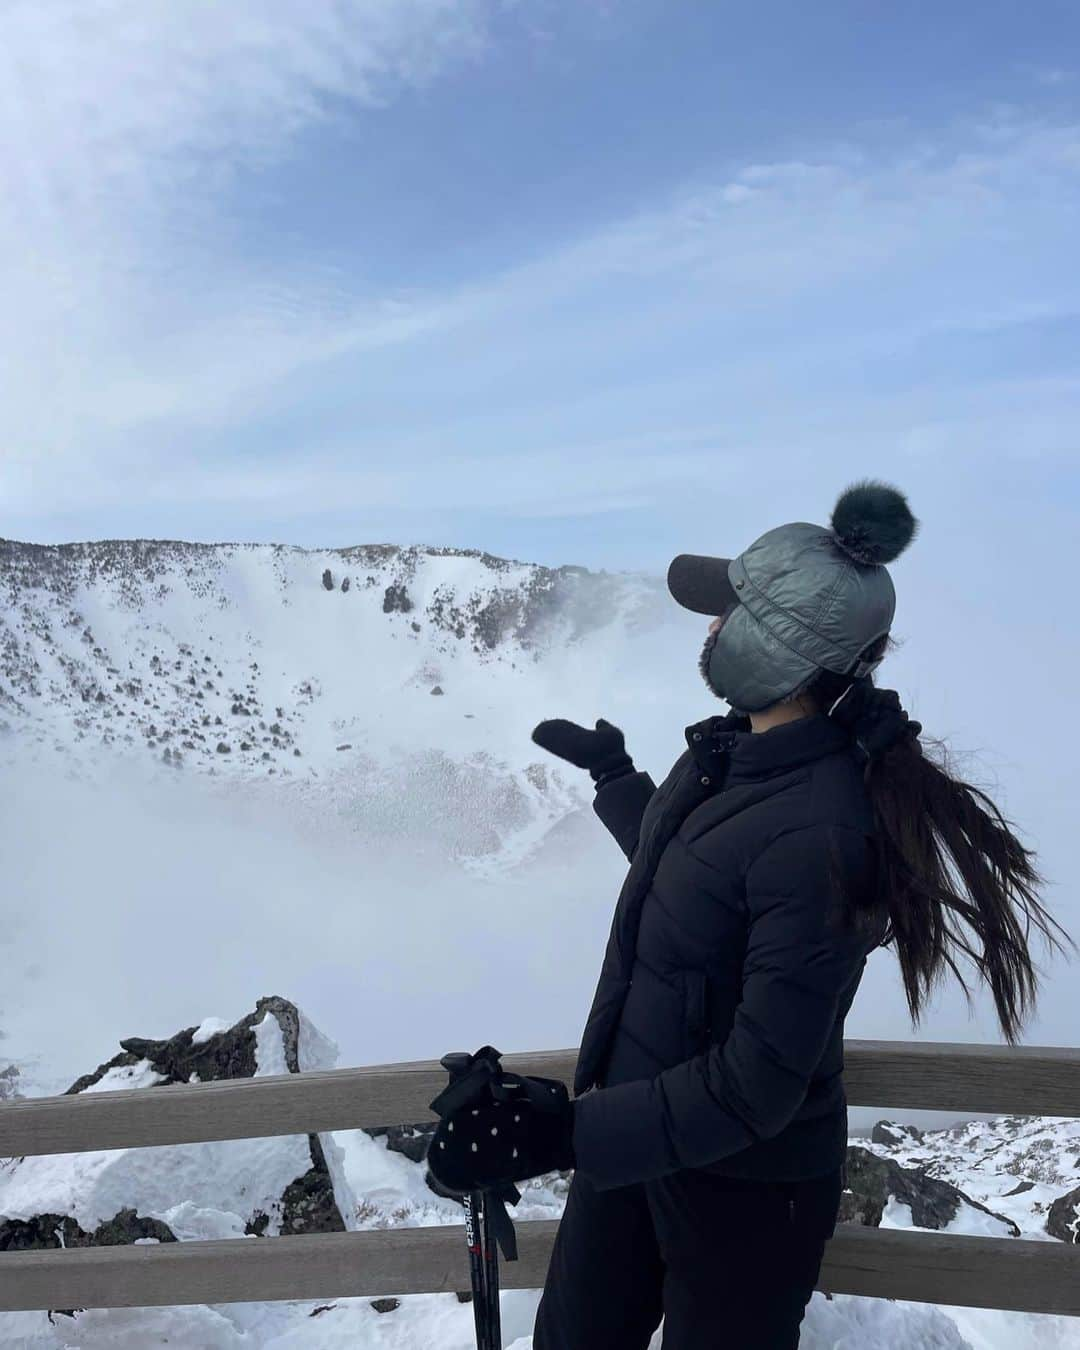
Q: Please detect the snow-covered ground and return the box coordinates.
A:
[5,1294,1054,1350]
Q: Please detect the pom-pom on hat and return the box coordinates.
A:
[667,481,919,713]
[830,479,918,565]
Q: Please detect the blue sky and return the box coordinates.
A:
[1,0,1078,577]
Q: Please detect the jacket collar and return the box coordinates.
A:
[684,710,851,785]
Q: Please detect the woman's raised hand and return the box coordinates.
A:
[530,717,631,780]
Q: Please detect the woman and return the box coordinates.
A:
[425,480,1074,1349]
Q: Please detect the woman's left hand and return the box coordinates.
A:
[426,1073,576,1194]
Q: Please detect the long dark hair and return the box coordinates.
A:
[801,634,1076,1045]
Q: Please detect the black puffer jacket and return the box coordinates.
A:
[570,709,887,1192]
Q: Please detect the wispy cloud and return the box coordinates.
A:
[2,4,1080,537]
[0,0,497,452]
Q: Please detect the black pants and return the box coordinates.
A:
[532,1165,842,1349]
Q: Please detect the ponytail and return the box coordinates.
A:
[801,644,1077,1045]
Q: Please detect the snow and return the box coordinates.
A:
[857,1114,1080,1241]
[297,1011,340,1074]
[254,1012,290,1076]
[5,1282,1077,1348]
[193,1017,233,1045]
[80,1061,166,1094]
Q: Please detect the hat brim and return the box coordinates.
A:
[666,554,738,617]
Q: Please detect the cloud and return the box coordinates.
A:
[3,8,1080,539]
[0,0,497,454]
[2,0,489,203]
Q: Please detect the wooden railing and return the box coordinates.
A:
[1,1041,1079,1317]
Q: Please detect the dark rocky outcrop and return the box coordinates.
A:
[365,1122,438,1165]
[7,997,347,1251]
[274,1136,345,1236]
[870,1119,923,1146]
[383,582,414,614]
[1046,1184,1080,1243]
[0,1208,176,1253]
[66,995,307,1093]
[839,1145,1020,1234]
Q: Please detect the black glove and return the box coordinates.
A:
[426,1058,576,1194]
[531,717,634,788]
[824,678,923,763]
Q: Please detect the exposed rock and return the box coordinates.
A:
[276,1136,345,1236]
[0,1208,175,1253]
[1046,1183,1080,1243]
[430,685,444,696]
[70,996,297,1091]
[12,997,349,1251]
[839,1145,1020,1234]
[340,577,350,593]
[322,569,334,591]
[370,1298,400,1314]
[364,1122,437,1165]
[383,582,414,614]
[871,1119,924,1146]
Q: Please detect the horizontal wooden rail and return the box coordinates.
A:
[2,1041,1079,1160]
[2,1221,1077,1316]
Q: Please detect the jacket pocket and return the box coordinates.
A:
[683,969,710,1057]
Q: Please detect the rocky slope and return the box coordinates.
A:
[0,538,669,870]
[0,997,354,1260]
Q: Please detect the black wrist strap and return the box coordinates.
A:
[592,760,635,791]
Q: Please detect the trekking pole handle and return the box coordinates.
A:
[441,1052,473,1079]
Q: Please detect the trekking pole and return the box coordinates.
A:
[439,1053,494,1349]
[464,1187,493,1348]
[432,1048,523,1350]
[480,1180,503,1349]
